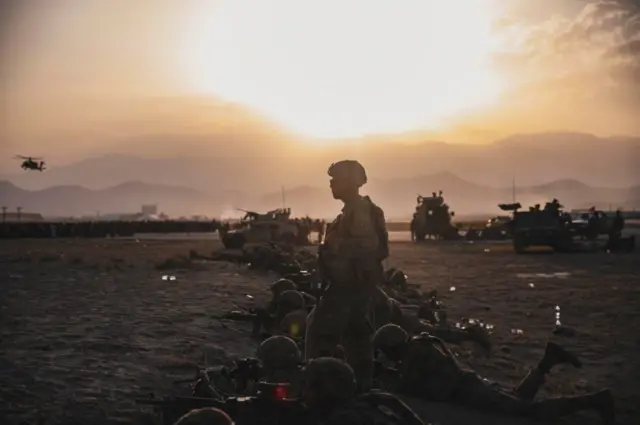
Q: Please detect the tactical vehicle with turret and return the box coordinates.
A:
[505,200,576,253]
[411,191,461,241]
[220,208,303,249]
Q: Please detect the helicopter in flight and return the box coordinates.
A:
[14,155,46,171]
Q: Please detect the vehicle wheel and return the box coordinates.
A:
[223,233,246,249]
[415,231,426,241]
[466,229,480,240]
[513,234,527,253]
[552,233,573,253]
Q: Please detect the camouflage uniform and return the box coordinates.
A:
[305,160,388,392]
[302,357,424,425]
[387,298,491,351]
[373,324,615,424]
[173,407,234,425]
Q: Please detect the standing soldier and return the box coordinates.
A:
[305,160,388,392]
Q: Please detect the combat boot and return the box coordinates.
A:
[590,389,615,425]
[541,342,582,371]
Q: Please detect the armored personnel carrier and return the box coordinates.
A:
[411,192,460,241]
[220,208,303,249]
[505,201,575,253]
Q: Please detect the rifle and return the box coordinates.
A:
[136,382,308,425]
[316,243,331,298]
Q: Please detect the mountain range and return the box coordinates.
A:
[1,130,638,218]
[2,132,639,195]
[1,174,637,220]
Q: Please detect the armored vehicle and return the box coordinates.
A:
[510,203,573,253]
[411,192,460,241]
[221,208,302,249]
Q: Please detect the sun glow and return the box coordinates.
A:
[180,0,503,140]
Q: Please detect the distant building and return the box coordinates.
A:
[1,212,44,222]
[141,204,158,215]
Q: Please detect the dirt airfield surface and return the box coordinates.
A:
[1,237,639,425]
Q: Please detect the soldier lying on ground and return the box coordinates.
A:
[256,336,305,397]
[372,324,615,424]
[382,268,447,324]
[301,357,424,425]
[374,284,491,351]
[192,357,263,398]
[244,244,309,276]
[193,336,304,399]
[214,281,313,338]
[254,289,311,339]
[388,297,491,352]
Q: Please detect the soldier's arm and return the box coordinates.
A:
[333,202,381,260]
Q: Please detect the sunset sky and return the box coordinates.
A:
[1,0,639,168]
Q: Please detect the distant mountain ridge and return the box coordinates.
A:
[2,132,638,193]
[1,173,637,219]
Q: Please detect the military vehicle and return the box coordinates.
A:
[503,201,575,253]
[411,192,460,241]
[569,210,616,240]
[464,214,513,241]
[480,215,513,239]
[220,208,305,249]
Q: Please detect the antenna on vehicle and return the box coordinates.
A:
[281,186,286,209]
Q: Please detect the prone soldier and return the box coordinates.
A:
[301,357,424,425]
[305,160,388,391]
[372,324,615,424]
[256,335,304,397]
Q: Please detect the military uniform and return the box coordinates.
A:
[317,393,424,425]
[305,160,388,391]
[373,325,615,424]
[302,357,423,425]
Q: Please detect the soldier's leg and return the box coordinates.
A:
[343,312,374,392]
[453,372,532,416]
[514,342,582,400]
[372,287,392,330]
[304,286,350,360]
[532,389,615,425]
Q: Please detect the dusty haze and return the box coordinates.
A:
[1,0,639,217]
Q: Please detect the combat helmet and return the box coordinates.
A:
[302,357,357,402]
[257,335,302,370]
[385,269,408,288]
[327,160,367,187]
[280,309,308,339]
[373,324,409,349]
[174,407,234,425]
[270,278,296,297]
[276,290,305,317]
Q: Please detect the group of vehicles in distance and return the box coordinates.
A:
[11,156,630,253]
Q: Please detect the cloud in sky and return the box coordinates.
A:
[471,0,640,136]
